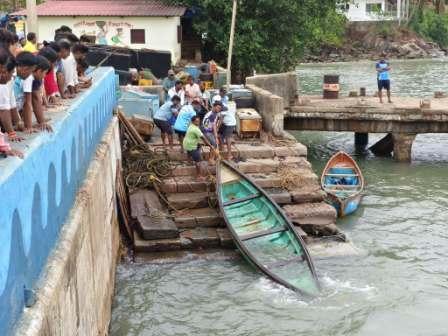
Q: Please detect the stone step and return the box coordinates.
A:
[133,228,233,252]
[129,190,179,240]
[162,142,307,163]
[174,207,224,229]
[160,168,318,194]
[167,191,216,210]
[282,202,337,227]
[134,226,309,254]
[169,157,312,178]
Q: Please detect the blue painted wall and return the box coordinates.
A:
[0,67,117,335]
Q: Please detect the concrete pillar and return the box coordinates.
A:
[354,132,369,150]
[392,133,416,162]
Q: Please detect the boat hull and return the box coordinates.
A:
[327,193,362,217]
[321,151,365,218]
[217,160,320,297]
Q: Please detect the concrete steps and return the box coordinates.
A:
[174,207,224,229]
[169,156,311,178]
[134,227,234,253]
[133,225,309,254]
[162,142,308,162]
[160,170,319,194]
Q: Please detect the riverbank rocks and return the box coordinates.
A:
[303,23,447,63]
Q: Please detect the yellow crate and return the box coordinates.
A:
[203,81,214,90]
[138,79,153,86]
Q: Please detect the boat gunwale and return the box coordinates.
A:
[216,160,321,297]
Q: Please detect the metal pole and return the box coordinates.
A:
[26,0,38,37]
[226,0,237,89]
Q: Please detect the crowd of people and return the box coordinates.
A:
[155,70,236,180]
[0,27,92,159]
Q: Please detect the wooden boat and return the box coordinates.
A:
[216,160,320,296]
[321,151,364,217]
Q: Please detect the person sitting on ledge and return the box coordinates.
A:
[183,115,216,181]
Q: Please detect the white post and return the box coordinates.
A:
[226,0,237,90]
[26,0,38,37]
[397,0,401,24]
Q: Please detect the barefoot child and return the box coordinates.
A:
[0,57,24,141]
[39,47,61,105]
[14,51,37,133]
[183,115,216,180]
[31,55,52,132]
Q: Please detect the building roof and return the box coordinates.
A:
[13,1,186,17]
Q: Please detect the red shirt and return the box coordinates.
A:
[44,69,59,96]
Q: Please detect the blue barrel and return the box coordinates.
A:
[185,65,199,80]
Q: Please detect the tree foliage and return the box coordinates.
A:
[409,1,448,47]
[169,0,346,76]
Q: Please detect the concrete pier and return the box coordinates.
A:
[285,95,448,161]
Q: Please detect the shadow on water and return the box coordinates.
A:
[110,60,448,336]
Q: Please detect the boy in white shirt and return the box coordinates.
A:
[58,40,78,96]
[0,58,24,141]
[14,51,37,133]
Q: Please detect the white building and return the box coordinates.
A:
[338,0,408,22]
[13,0,186,63]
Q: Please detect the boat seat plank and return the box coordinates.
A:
[324,173,358,177]
[240,226,287,241]
[324,185,360,189]
[223,193,260,207]
[264,255,306,269]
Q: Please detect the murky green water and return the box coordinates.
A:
[110,60,448,336]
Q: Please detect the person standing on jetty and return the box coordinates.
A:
[376,52,392,104]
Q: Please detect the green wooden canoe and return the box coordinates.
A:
[216,160,320,297]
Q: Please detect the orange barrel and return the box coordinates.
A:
[323,75,340,99]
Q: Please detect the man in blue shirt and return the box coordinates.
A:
[153,95,181,147]
[376,52,392,103]
[174,97,202,149]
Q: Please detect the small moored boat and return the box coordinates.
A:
[321,151,364,217]
[216,160,320,297]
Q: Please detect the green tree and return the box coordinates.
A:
[169,0,346,77]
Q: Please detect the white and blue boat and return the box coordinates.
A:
[321,151,364,217]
